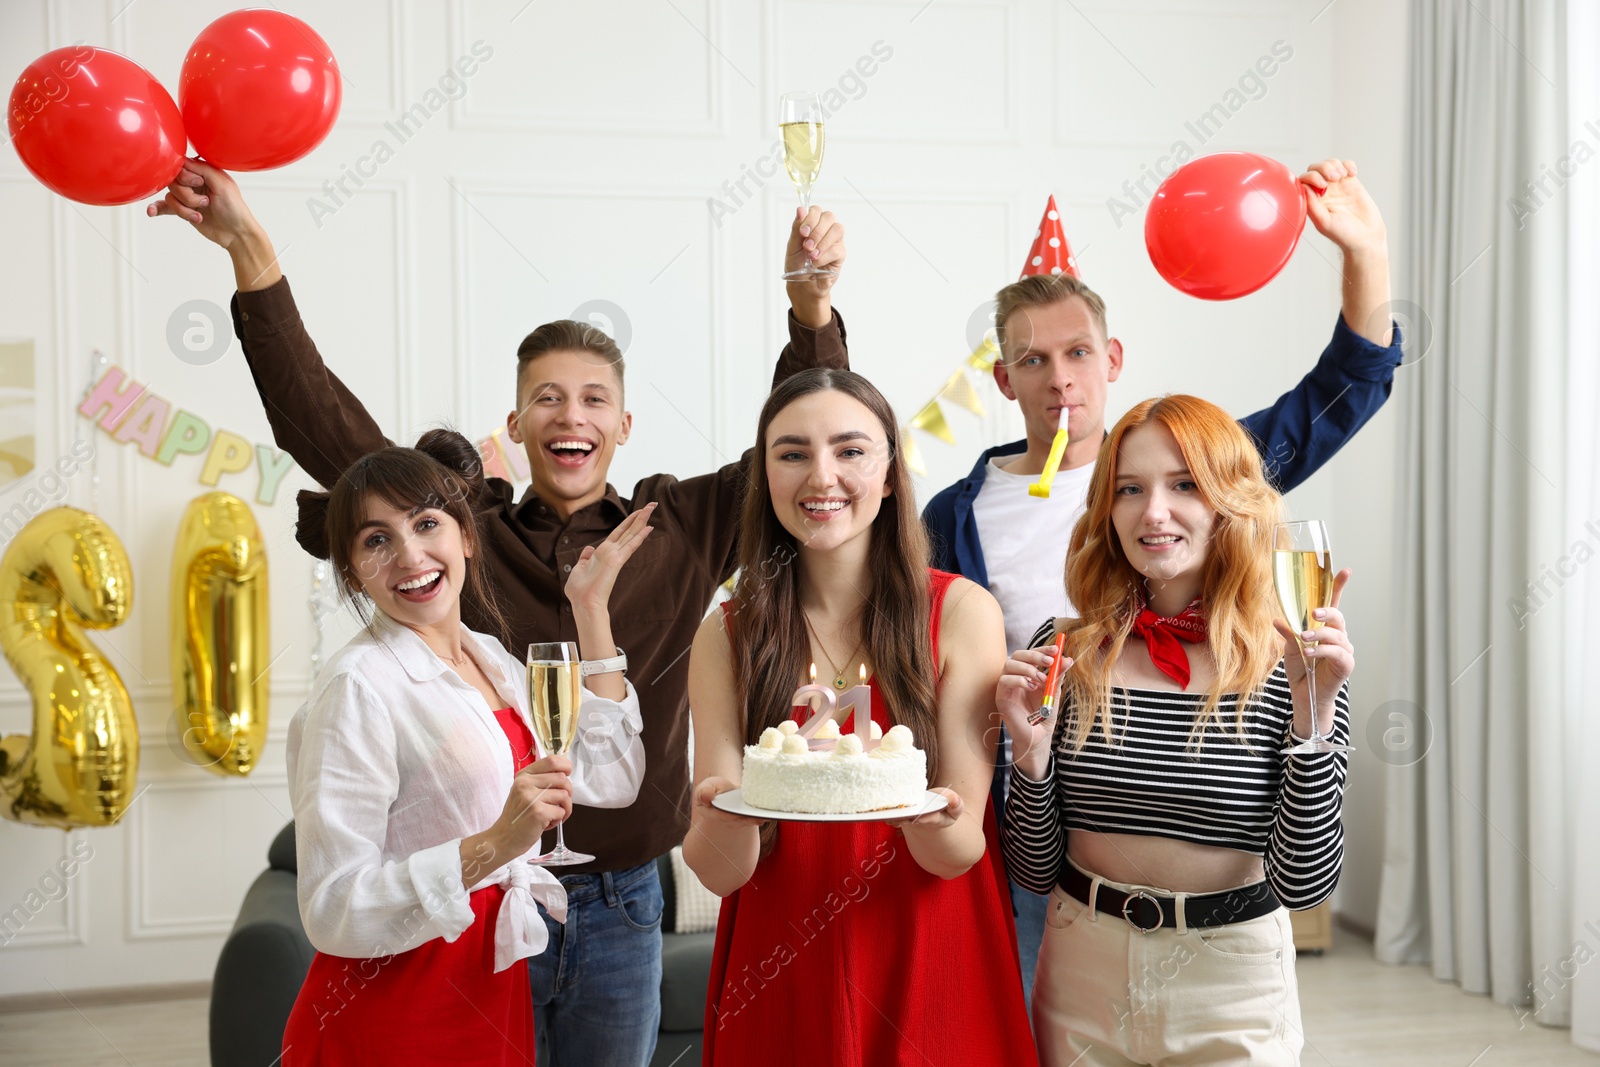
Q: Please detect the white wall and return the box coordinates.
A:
[0,0,1401,994]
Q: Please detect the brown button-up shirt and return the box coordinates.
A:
[231,278,847,874]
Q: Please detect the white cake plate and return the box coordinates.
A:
[711,789,948,823]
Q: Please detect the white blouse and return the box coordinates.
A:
[286,610,644,972]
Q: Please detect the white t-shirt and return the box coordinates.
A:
[971,455,1096,653]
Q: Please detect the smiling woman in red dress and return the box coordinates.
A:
[684,369,1038,1067]
[278,436,650,1066]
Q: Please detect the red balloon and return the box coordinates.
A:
[7,46,186,206]
[1144,152,1308,301]
[180,9,341,171]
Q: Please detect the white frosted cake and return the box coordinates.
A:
[740,719,928,814]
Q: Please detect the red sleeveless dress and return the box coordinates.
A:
[281,708,537,1066]
[703,570,1038,1067]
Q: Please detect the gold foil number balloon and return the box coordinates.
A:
[171,492,269,776]
[0,507,138,827]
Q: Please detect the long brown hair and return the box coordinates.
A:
[730,369,940,782]
[1059,395,1283,748]
[321,430,510,648]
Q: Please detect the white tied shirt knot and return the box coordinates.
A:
[488,858,568,973]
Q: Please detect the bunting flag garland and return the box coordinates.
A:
[908,398,955,445]
[967,337,1000,371]
[900,427,927,477]
[938,368,986,418]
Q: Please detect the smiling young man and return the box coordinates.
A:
[151,158,849,1067]
[923,159,1404,1006]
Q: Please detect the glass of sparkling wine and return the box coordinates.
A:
[1272,521,1349,754]
[779,91,837,280]
[527,642,593,866]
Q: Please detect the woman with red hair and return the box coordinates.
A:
[998,394,1354,1066]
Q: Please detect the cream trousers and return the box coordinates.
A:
[1032,863,1305,1066]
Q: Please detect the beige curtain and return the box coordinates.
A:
[1376,0,1583,1041]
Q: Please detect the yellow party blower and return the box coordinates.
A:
[1029,427,1070,498]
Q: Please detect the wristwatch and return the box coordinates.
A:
[580,648,627,677]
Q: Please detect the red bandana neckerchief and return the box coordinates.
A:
[1124,592,1208,690]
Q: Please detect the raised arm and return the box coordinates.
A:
[147,159,389,488]
[772,206,850,388]
[1237,159,1403,493]
[636,209,851,587]
[1302,158,1392,347]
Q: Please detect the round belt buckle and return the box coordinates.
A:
[1121,889,1164,933]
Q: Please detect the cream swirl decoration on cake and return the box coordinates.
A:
[877,724,914,754]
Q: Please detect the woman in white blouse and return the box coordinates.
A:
[279,434,649,1067]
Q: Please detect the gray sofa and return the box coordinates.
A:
[209,823,712,1066]
[209,823,314,1067]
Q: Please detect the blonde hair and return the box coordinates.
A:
[994,274,1109,361]
[1058,395,1283,749]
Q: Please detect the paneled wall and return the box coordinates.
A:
[0,0,1400,993]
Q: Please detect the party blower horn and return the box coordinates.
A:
[1029,427,1070,498]
[1028,632,1069,726]
[1019,197,1078,500]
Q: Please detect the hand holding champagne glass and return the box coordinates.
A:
[1272,520,1352,754]
[527,641,593,865]
[780,91,837,280]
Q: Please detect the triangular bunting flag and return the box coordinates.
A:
[1020,195,1080,279]
[939,369,986,418]
[967,338,1000,370]
[900,427,927,476]
[909,399,955,445]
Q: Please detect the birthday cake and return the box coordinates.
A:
[740,719,928,814]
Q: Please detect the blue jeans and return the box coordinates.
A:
[1012,876,1047,1011]
[528,860,664,1067]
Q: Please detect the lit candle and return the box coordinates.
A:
[792,662,838,741]
[836,663,876,749]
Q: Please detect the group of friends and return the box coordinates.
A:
[148,154,1400,1067]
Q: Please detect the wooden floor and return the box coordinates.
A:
[0,929,1594,1065]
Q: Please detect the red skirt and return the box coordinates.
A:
[280,883,534,1067]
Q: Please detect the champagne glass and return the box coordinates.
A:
[526,641,593,865]
[1272,521,1350,754]
[779,91,837,281]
